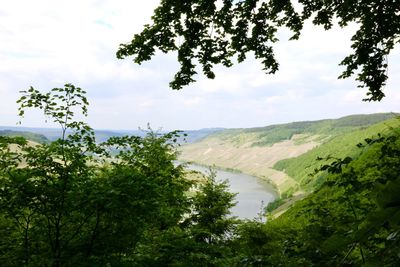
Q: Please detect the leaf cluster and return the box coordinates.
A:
[117,0,400,101]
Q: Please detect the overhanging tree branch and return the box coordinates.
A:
[117,0,400,101]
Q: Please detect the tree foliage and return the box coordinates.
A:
[273,129,400,265]
[0,84,193,266]
[133,172,238,267]
[0,84,242,266]
[117,0,400,101]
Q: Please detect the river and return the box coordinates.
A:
[184,164,277,220]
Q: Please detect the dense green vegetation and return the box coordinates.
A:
[2,85,399,266]
[267,132,400,265]
[0,130,49,144]
[274,117,400,190]
[0,85,237,266]
[1,86,399,266]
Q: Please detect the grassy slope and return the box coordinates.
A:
[273,117,400,191]
[179,113,397,194]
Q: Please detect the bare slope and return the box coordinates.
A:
[180,134,319,193]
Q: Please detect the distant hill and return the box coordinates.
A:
[0,126,223,144]
[179,113,399,194]
[0,130,49,144]
[0,126,145,142]
[180,128,225,143]
[210,113,398,147]
[0,126,61,141]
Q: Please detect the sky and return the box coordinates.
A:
[0,1,399,131]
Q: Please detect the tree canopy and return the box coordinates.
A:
[117,0,400,101]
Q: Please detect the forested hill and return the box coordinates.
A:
[0,125,224,144]
[201,113,398,147]
[273,117,400,190]
[179,113,399,194]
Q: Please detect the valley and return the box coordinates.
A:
[2,111,399,265]
[2,112,398,212]
[179,133,319,194]
[178,113,399,199]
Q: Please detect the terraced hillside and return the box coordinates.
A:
[179,113,398,195]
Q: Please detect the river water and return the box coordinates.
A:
[184,164,277,220]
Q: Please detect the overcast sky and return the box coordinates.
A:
[1,1,399,131]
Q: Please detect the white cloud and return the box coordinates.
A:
[183,97,202,107]
[265,96,283,105]
[342,90,365,103]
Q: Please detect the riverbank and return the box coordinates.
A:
[184,163,277,219]
[178,135,314,195]
[179,160,290,197]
